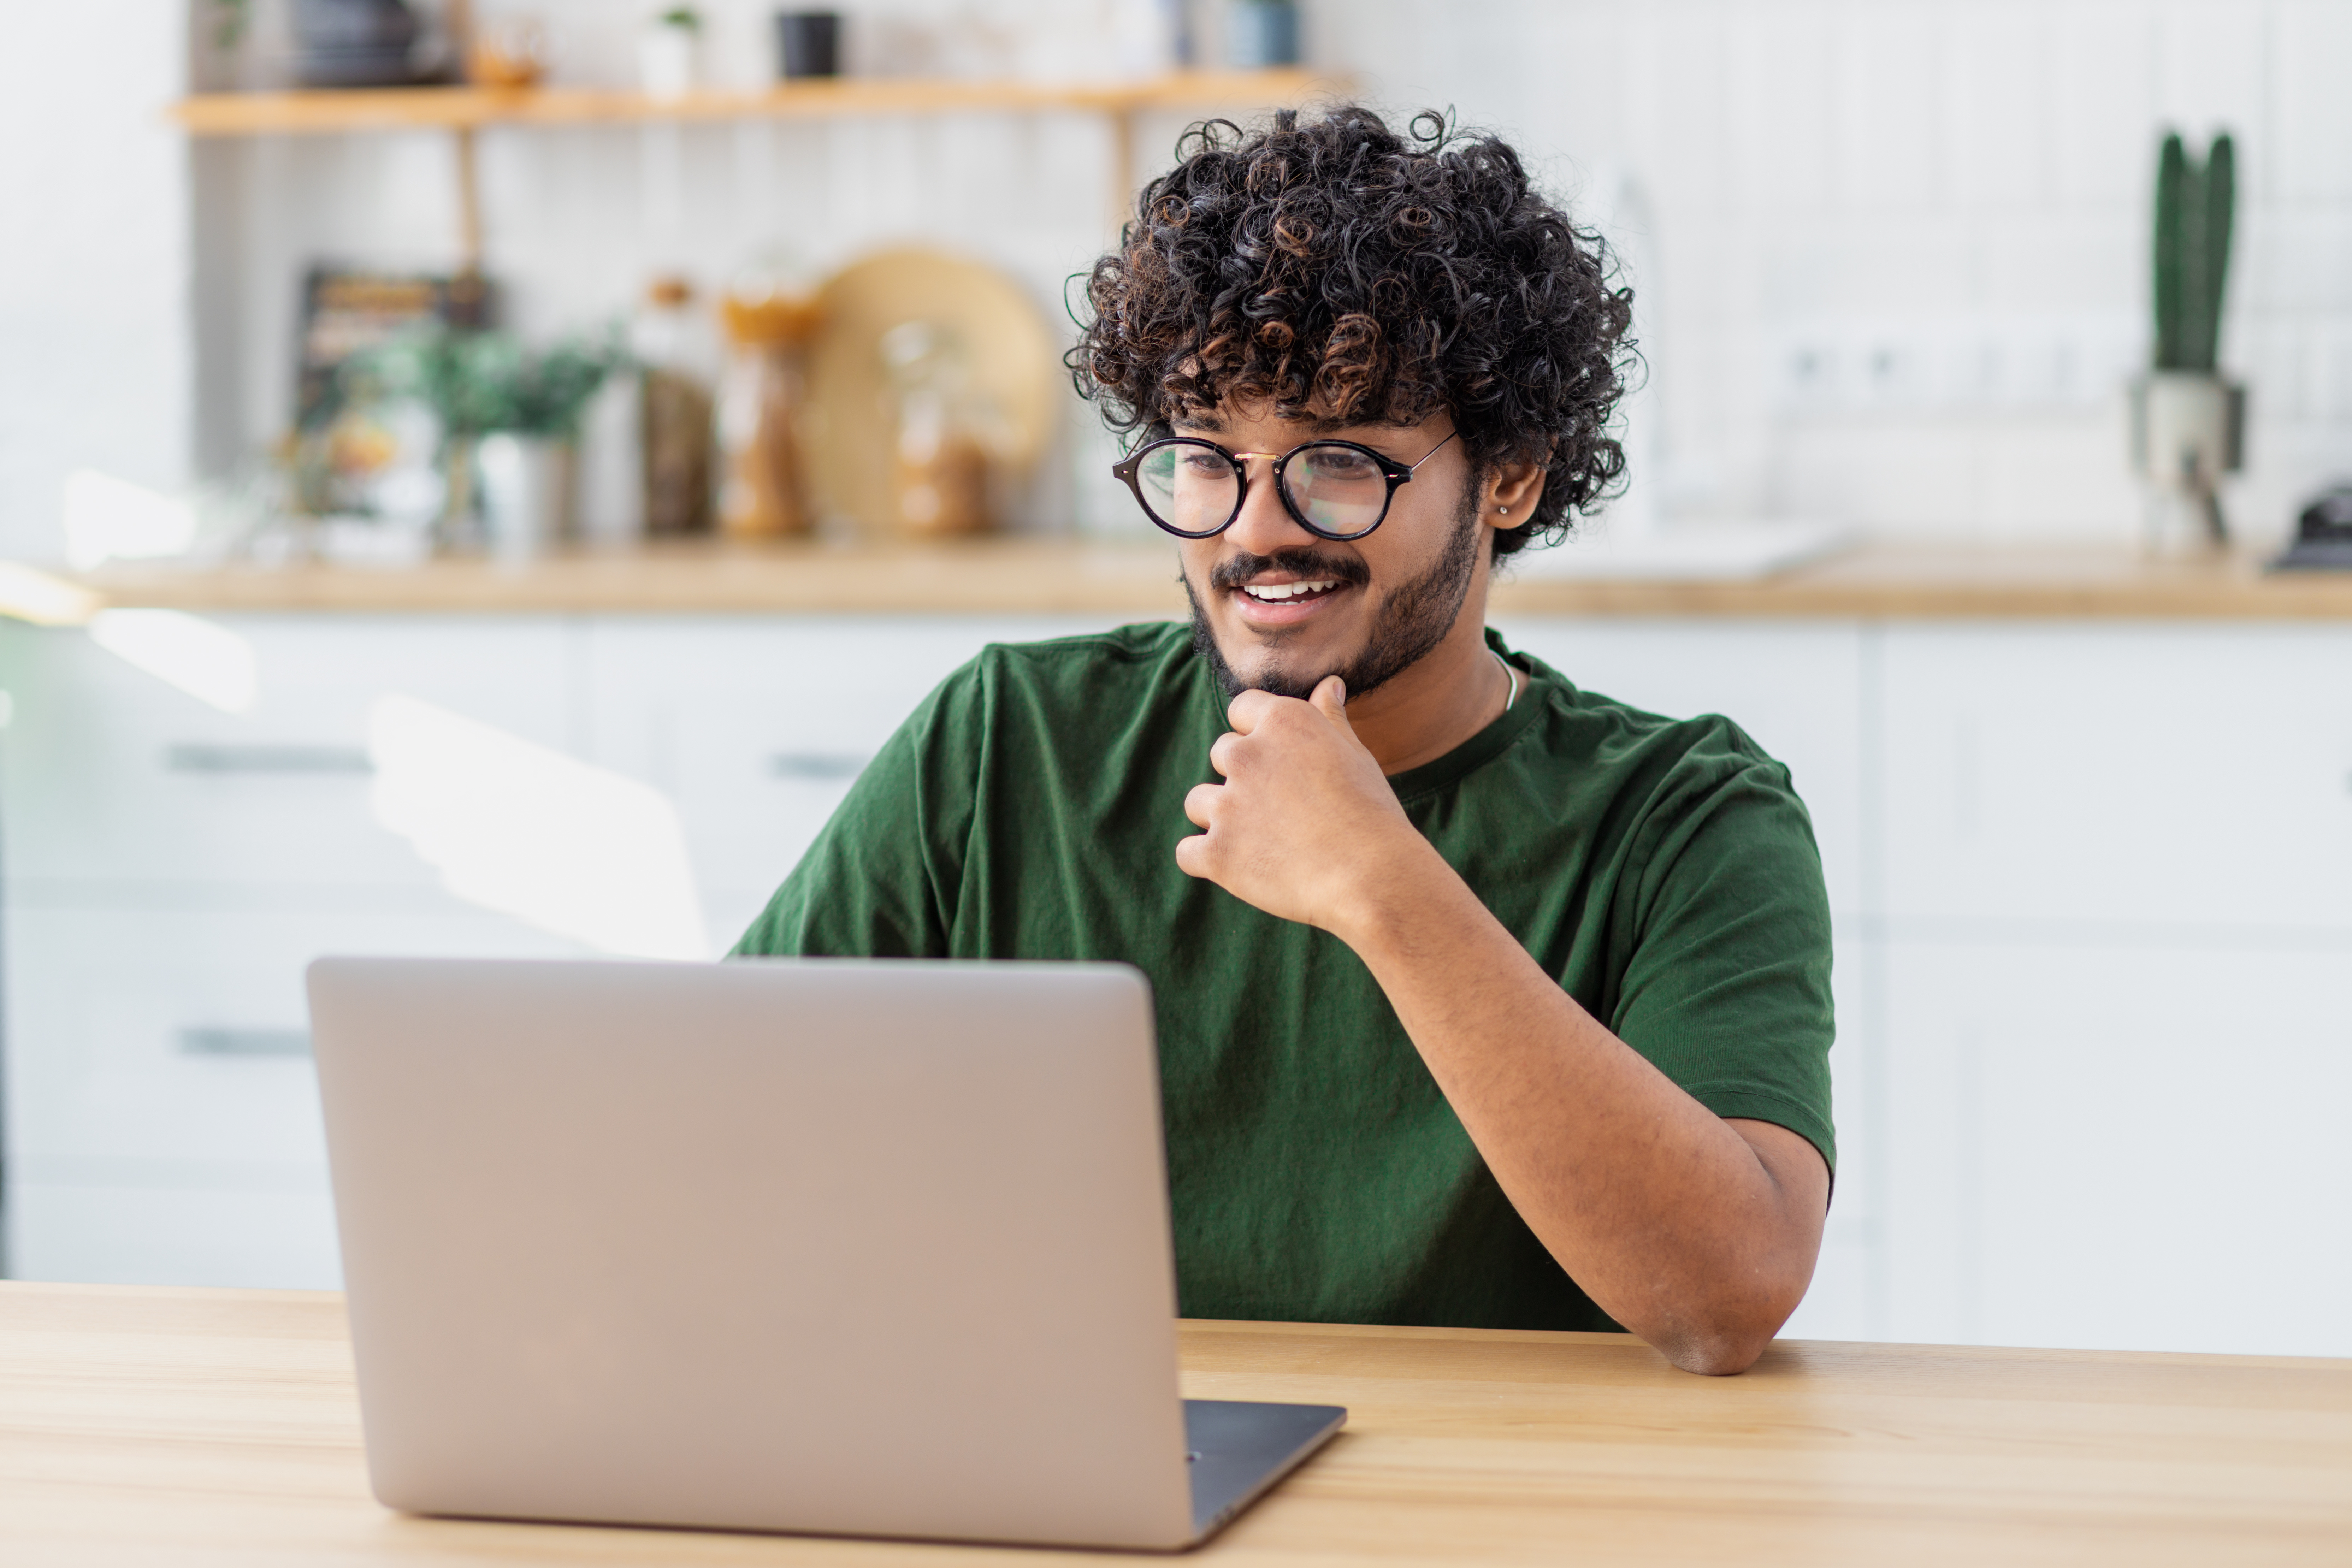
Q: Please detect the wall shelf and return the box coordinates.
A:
[171,68,1332,137]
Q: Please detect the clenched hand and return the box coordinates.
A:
[1175,676,1442,937]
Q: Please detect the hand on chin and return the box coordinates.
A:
[1174,675,1432,936]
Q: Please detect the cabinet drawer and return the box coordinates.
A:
[1882,626,2352,930]
[585,615,1128,909]
[0,617,574,891]
[7,1179,341,1290]
[4,905,584,1172]
[1882,936,2352,1358]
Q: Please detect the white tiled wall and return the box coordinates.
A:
[8,0,2352,556]
[1332,0,2352,549]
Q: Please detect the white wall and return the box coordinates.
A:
[0,0,191,560]
[1323,0,2352,550]
[10,0,2352,559]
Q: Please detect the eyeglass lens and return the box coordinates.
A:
[1132,442,1393,538]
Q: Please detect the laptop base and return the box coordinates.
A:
[1186,1399,1347,1545]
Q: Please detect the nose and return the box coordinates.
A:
[1221,454,1316,556]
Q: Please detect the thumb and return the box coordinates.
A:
[1310,673,1350,726]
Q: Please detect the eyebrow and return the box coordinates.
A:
[1171,413,1378,439]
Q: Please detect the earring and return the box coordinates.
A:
[1498,505,1510,514]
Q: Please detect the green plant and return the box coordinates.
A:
[341,325,629,440]
[209,0,248,50]
[2153,130,2235,374]
[658,7,703,30]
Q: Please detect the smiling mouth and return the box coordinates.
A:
[1236,578,1345,604]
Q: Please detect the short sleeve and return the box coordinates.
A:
[1608,747,1837,1172]
[730,663,984,960]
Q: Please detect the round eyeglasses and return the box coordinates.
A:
[1110,430,1459,542]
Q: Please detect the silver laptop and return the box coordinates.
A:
[306,956,1342,1551]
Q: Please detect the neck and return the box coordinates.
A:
[1344,561,1507,775]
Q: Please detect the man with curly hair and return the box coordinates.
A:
[738,107,1833,1375]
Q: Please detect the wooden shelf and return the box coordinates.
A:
[172,68,1333,137]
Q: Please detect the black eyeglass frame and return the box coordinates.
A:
[1109,430,1460,542]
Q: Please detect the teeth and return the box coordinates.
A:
[1241,579,1339,602]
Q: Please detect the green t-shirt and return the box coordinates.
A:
[734,621,1835,1333]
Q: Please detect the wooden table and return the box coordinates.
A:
[4,1284,2348,1565]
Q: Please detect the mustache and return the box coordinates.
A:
[1208,548,1371,593]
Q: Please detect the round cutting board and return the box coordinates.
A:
[802,248,1061,535]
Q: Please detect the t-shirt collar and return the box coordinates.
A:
[1384,628,1547,803]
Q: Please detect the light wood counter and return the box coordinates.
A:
[4,1282,2348,1566]
[65,538,2352,621]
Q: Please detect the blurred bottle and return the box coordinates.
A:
[717,276,820,539]
[1111,0,1186,76]
[883,321,989,536]
[634,276,718,537]
[577,366,643,545]
[1225,0,1297,67]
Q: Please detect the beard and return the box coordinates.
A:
[1184,483,1485,703]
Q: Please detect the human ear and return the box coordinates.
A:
[1483,458,1547,529]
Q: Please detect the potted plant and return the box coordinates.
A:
[354,327,627,560]
[2132,130,2242,550]
[640,7,702,100]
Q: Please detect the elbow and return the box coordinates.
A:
[1657,1326,1773,1377]
[1641,1289,1801,1375]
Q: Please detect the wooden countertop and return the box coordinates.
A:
[5,1282,2348,1565]
[53,537,2352,620]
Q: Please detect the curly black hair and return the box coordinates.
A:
[1068,105,1635,556]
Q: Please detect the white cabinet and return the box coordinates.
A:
[1502,617,2352,1356]
[1880,937,2352,1358]
[11,1184,344,1292]
[0,610,1138,1287]
[581,615,1136,945]
[6,907,586,1289]
[1,617,578,893]
[1867,622,2352,1358]
[1880,625,2352,932]
[8,907,584,1173]
[0,616,594,1288]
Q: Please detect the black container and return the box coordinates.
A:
[292,0,428,86]
[776,11,841,79]
[2271,486,2352,572]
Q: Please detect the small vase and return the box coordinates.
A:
[2130,371,2245,552]
[639,23,698,100]
[476,433,574,562]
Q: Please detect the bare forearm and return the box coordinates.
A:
[1333,844,1825,1373]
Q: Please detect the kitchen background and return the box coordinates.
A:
[1,0,2348,1362]
[13,0,2352,549]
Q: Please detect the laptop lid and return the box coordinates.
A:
[308,956,1199,1550]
